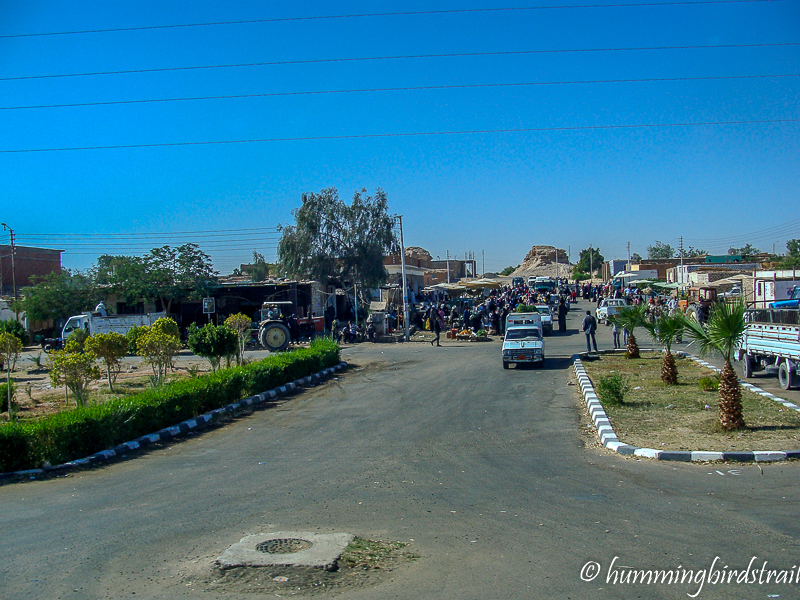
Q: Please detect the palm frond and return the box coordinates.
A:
[648,313,685,353]
[682,300,746,362]
[609,304,647,333]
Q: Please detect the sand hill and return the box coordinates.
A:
[511,245,572,279]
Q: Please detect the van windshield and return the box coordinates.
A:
[506,328,541,340]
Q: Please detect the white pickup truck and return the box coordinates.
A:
[596,298,630,325]
[502,313,545,369]
[44,311,167,351]
[738,308,800,389]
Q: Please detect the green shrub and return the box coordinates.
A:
[1,380,16,412]
[187,323,238,371]
[516,304,537,313]
[596,373,631,405]
[126,325,149,354]
[0,320,29,346]
[0,338,340,472]
[698,376,720,392]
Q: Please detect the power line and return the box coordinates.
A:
[2,118,798,153]
[4,42,796,82]
[685,218,800,243]
[6,73,797,111]
[19,226,278,238]
[0,1,783,39]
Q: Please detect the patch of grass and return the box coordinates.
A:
[340,537,414,570]
[582,352,800,452]
[698,376,719,392]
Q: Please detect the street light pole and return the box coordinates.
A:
[397,215,410,342]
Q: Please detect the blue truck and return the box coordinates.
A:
[770,285,800,309]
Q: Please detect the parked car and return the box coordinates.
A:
[533,304,554,335]
[595,298,630,325]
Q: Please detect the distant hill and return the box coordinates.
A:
[511,245,572,279]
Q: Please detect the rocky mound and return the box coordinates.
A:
[511,245,572,279]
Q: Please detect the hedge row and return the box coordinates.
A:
[0,339,340,473]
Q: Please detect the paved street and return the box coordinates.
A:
[2,301,800,600]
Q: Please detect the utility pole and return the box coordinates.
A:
[679,236,684,267]
[482,249,485,277]
[397,215,410,342]
[446,250,450,284]
[1,223,16,316]
[627,241,631,272]
[589,244,593,281]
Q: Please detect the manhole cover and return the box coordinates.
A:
[256,538,313,554]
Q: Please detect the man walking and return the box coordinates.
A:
[582,310,598,353]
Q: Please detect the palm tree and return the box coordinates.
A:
[644,313,685,385]
[610,304,648,359]
[682,300,747,431]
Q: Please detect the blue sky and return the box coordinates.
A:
[1,0,798,274]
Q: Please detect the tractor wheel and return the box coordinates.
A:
[259,322,291,352]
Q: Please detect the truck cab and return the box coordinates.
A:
[503,313,545,369]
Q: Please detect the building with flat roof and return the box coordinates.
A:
[0,245,63,297]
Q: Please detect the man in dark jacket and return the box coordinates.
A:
[558,299,568,333]
[582,310,598,352]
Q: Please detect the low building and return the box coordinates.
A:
[0,244,63,296]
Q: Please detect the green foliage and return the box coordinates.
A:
[647,241,674,259]
[145,243,218,314]
[596,373,631,405]
[187,323,238,371]
[85,332,129,392]
[248,251,270,282]
[681,300,747,364]
[572,270,591,281]
[645,313,685,354]
[277,187,397,289]
[779,239,800,269]
[136,329,181,386]
[20,269,96,324]
[0,319,29,346]
[66,328,89,351]
[678,246,707,258]
[727,243,760,257]
[499,266,518,276]
[515,304,537,313]
[698,376,720,392]
[126,325,149,354]
[0,381,16,413]
[150,316,179,339]
[47,340,101,407]
[575,247,605,275]
[0,331,23,363]
[0,339,341,472]
[609,304,647,333]
[224,313,253,365]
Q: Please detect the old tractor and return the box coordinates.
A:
[258,301,325,352]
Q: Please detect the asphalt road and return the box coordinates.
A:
[2,301,799,600]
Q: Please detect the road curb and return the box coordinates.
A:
[573,352,800,463]
[1,361,348,481]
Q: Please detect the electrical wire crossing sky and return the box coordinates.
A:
[1,0,798,274]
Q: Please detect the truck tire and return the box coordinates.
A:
[502,360,509,369]
[743,354,755,379]
[259,322,291,352]
[778,361,797,390]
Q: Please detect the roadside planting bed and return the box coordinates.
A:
[582,352,800,452]
[0,339,340,473]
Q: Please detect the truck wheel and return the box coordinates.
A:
[743,354,755,379]
[778,361,797,390]
[502,360,509,370]
[259,322,291,352]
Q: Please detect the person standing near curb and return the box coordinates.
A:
[582,310,598,353]
[557,298,567,333]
